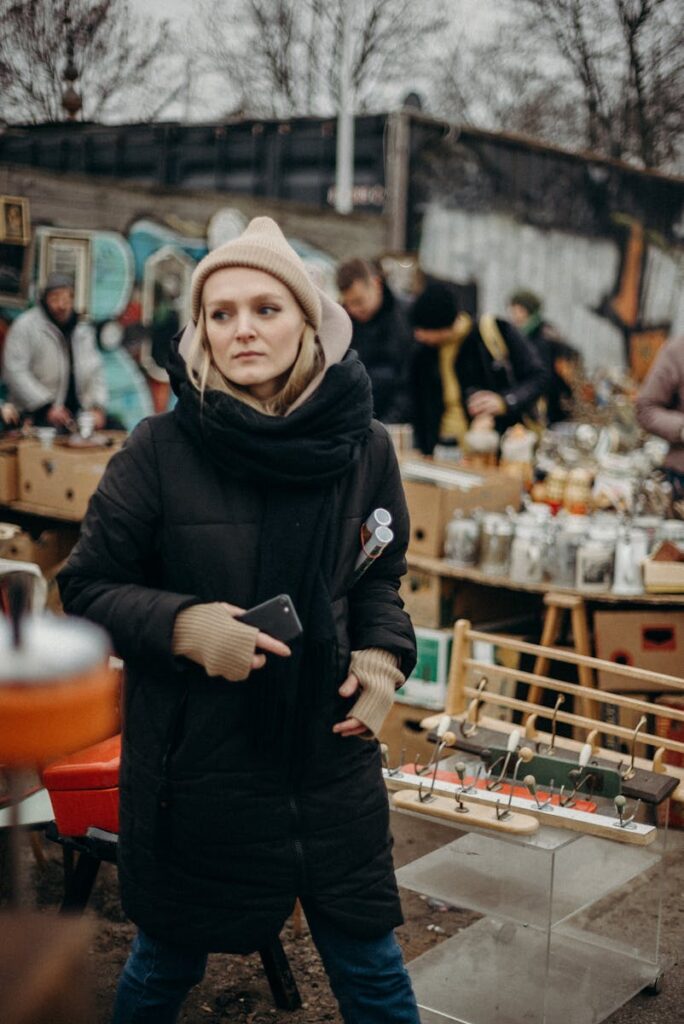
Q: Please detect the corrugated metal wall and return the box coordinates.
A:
[419,204,684,370]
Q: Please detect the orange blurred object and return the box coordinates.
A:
[0,663,119,767]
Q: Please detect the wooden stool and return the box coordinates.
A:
[529,592,597,725]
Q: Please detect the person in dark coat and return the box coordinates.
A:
[337,258,413,423]
[59,217,419,1024]
[409,282,549,455]
[508,289,580,424]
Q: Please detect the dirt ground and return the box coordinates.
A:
[11,813,684,1022]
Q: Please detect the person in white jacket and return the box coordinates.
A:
[2,273,108,430]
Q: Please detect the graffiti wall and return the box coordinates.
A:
[0,195,340,430]
[419,204,684,377]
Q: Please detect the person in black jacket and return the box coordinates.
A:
[337,258,413,423]
[409,282,549,455]
[59,218,419,1024]
[508,289,580,424]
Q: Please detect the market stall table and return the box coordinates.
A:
[403,554,684,731]
[406,554,684,606]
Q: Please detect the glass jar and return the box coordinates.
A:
[509,519,546,584]
[613,526,648,596]
[445,512,480,567]
[479,513,515,576]
[575,524,617,592]
[549,515,589,587]
[633,516,662,554]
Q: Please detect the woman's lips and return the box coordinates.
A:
[233,351,264,359]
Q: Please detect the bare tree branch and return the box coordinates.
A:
[432,0,683,171]
[0,0,177,123]
[194,0,446,119]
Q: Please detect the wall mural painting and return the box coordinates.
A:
[1,207,340,427]
[140,244,196,412]
[597,217,675,383]
[419,204,684,378]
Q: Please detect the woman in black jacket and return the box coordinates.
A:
[59,217,419,1024]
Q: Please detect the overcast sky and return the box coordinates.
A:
[141,0,504,122]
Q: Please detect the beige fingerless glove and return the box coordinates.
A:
[173,603,258,681]
[348,648,404,738]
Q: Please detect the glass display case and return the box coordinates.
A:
[396,814,668,1024]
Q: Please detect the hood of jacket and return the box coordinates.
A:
[173,282,352,413]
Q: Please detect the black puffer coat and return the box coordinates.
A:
[350,283,414,423]
[58,408,416,953]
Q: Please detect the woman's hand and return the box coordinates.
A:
[220,602,291,670]
[332,673,368,737]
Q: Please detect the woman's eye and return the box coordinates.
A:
[258,305,279,315]
[211,310,231,321]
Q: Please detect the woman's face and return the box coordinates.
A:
[203,267,305,400]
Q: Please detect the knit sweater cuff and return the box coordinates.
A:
[348,648,404,738]
[173,603,258,682]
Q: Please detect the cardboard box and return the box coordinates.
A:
[400,571,455,629]
[396,627,452,709]
[401,459,522,557]
[594,610,684,692]
[0,525,34,562]
[0,525,77,614]
[31,527,79,573]
[18,436,123,519]
[644,559,684,593]
[0,440,19,502]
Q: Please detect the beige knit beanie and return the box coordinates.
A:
[191,216,322,330]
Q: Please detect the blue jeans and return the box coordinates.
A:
[111,905,420,1024]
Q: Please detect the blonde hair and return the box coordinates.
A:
[186,307,323,416]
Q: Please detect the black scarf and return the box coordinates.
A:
[168,339,373,766]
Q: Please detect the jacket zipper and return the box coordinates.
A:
[289,794,306,890]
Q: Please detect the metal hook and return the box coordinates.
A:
[460,677,488,738]
[559,770,581,808]
[380,743,405,777]
[537,695,565,756]
[413,729,456,777]
[498,747,535,817]
[485,729,521,791]
[558,743,596,807]
[453,759,482,795]
[418,766,439,803]
[495,797,512,821]
[612,794,641,830]
[524,774,554,810]
[618,715,647,782]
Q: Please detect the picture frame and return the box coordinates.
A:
[140,245,194,375]
[141,244,194,328]
[0,195,30,246]
[37,230,92,314]
[0,242,30,306]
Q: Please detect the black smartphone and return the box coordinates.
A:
[235,593,303,643]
